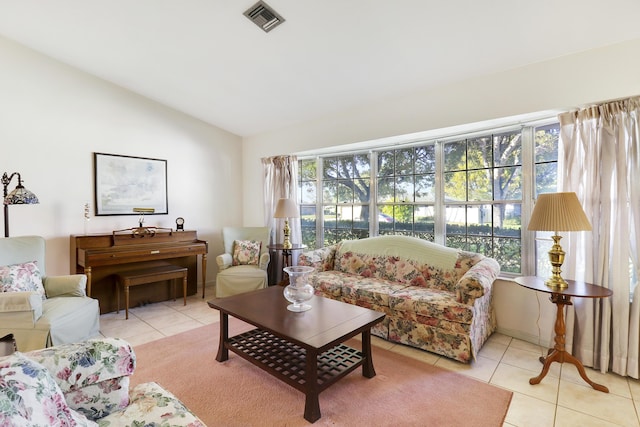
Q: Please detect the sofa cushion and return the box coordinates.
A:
[97,381,206,427]
[334,237,464,291]
[298,245,337,271]
[340,275,410,308]
[389,287,475,325]
[0,352,97,426]
[0,261,46,300]
[308,270,349,298]
[232,240,261,266]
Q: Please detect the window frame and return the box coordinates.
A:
[296,117,560,277]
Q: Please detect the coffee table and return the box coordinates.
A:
[207,286,385,423]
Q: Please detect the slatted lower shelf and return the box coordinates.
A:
[227,329,363,391]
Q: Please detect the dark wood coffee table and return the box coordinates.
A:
[207,286,385,423]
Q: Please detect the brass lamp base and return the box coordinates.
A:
[545,234,568,289]
[282,219,292,249]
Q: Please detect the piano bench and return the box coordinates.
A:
[116,265,188,319]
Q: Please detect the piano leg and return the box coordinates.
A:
[202,253,208,298]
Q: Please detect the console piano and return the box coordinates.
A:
[70,230,208,314]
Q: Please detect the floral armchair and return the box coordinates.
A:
[0,337,206,426]
[0,235,100,351]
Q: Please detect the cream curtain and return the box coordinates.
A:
[262,155,301,282]
[559,96,640,378]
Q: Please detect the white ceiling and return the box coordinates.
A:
[1,1,640,137]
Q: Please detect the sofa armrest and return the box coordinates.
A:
[43,274,87,298]
[216,253,232,270]
[25,337,136,393]
[455,257,500,304]
[24,337,136,420]
[259,252,270,270]
[0,291,42,322]
[298,245,337,272]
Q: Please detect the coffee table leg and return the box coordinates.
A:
[216,312,229,362]
[304,349,321,423]
[362,329,376,378]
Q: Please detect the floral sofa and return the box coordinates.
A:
[0,337,206,426]
[298,235,500,362]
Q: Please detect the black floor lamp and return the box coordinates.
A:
[2,172,39,238]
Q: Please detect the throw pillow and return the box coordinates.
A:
[232,240,262,266]
[0,352,97,426]
[0,261,46,300]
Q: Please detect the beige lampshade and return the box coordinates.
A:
[274,198,299,218]
[528,192,592,232]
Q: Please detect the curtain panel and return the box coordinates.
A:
[262,155,301,282]
[558,96,640,378]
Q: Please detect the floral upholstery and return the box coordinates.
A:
[25,337,135,420]
[232,240,262,266]
[0,352,97,426]
[0,260,46,300]
[98,382,205,427]
[298,245,337,272]
[299,235,500,362]
[0,337,206,426]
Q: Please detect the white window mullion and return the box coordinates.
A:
[316,157,323,248]
[370,150,379,237]
[520,126,536,276]
[434,141,446,246]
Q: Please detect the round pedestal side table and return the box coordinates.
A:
[268,243,307,286]
[514,276,613,393]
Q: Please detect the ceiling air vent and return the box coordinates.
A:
[243,1,285,33]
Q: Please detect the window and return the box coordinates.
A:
[443,131,522,273]
[532,124,560,278]
[298,154,372,247]
[297,120,560,275]
[298,158,318,249]
[377,146,436,240]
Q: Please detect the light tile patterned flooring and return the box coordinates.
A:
[99,285,640,427]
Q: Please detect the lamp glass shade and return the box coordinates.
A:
[528,192,591,232]
[5,186,39,205]
[274,198,299,218]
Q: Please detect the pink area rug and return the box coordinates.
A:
[131,320,511,426]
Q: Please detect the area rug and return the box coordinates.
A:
[131,320,512,426]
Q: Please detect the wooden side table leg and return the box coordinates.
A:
[530,349,561,385]
[530,295,568,385]
[529,292,607,392]
[563,351,609,393]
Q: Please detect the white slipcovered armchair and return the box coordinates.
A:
[0,236,100,351]
[215,227,271,297]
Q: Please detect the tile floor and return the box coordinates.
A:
[99,286,640,427]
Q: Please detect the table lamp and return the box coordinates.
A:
[2,172,39,237]
[274,198,299,249]
[527,192,592,289]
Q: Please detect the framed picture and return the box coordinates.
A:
[94,152,168,216]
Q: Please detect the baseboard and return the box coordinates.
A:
[495,327,552,349]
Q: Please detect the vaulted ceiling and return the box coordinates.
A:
[1,1,639,137]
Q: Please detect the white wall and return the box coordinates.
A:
[242,38,640,346]
[0,35,243,284]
